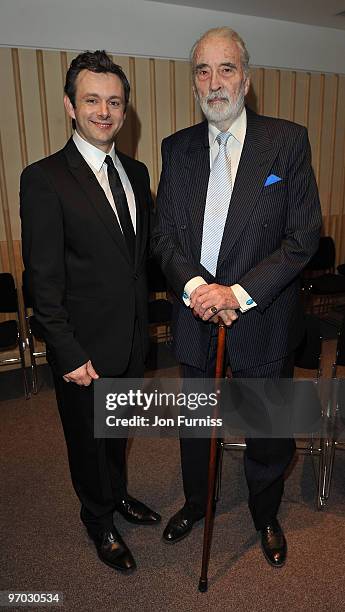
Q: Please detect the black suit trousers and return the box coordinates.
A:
[52,320,145,532]
[180,333,296,530]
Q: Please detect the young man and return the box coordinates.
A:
[21,51,160,573]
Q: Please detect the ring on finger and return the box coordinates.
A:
[210,306,218,315]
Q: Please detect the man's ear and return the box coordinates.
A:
[64,94,75,120]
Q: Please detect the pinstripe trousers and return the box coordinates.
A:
[179,334,296,530]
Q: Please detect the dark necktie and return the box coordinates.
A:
[104,155,135,262]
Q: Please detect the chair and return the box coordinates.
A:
[0,272,30,399]
[22,270,46,394]
[302,237,345,315]
[217,314,329,509]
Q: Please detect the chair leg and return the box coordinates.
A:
[317,435,335,510]
[27,331,39,394]
[18,336,30,400]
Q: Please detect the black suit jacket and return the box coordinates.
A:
[20,138,152,377]
[152,108,322,371]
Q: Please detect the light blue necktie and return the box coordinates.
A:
[200,132,232,276]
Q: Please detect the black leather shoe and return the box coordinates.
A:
[115,496,161,525]
[163,506,204,544]
[260,519,287,567]
[87,526,136,572]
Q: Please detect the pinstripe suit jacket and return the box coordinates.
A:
[152,108,322,372]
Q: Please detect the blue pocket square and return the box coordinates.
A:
[264,174,282,187]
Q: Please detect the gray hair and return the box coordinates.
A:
[190,27,250,77]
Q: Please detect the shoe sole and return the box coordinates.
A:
[96,552,137,573]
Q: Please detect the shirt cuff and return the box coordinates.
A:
[232,284,257,313]
[183,276,207,306]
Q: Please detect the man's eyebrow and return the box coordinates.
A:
[194,61,238,70]
[220,62,237,69]
[82,92,123,100]
[194,63,209,71]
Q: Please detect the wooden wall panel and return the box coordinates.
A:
[262,69,279,118]
[112,54,136,159]
[155,59,172,178]
[0,49,23,248]
[18,49,45,164]
[319,74,338,232]
[42,51,67,154]
[134,57,154,189]
[278,70,294,121]
[174,60,192,132]
[308,73,323,181]
[294,72,309,126]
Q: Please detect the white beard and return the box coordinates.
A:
[198,84,245,127]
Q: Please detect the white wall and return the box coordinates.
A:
[0,0,345,74]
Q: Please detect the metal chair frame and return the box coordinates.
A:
[0,272,30,399]
[22,271,46,394]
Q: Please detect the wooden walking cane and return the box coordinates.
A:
[198,322,227,592]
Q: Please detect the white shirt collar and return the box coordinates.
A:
[208,106,247,147]
[72,130,115,171]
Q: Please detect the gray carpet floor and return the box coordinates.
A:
[1,368,345,612]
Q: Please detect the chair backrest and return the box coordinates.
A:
[0,273,18,313]
[305,236,335,272]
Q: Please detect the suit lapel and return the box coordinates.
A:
[184,122,210,259]
[63,139,132,265]
[217,109,279,269]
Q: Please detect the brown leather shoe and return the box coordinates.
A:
[115,496,161,525]
[88,526,136,572]
[260,519,287,567]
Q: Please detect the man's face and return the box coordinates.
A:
[193,35,249,127]
[64,69,126,152]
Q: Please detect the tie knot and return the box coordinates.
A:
[105,155,115,170]
[216,132,231,147]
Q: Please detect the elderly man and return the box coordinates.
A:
[152,27,321,566]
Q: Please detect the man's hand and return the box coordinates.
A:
[63,360,99,386]
[190,283,240,321]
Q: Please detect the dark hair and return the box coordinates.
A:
[64,50,130,109]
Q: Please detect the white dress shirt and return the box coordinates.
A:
[73,130,136,233]
[183,107,256,313]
